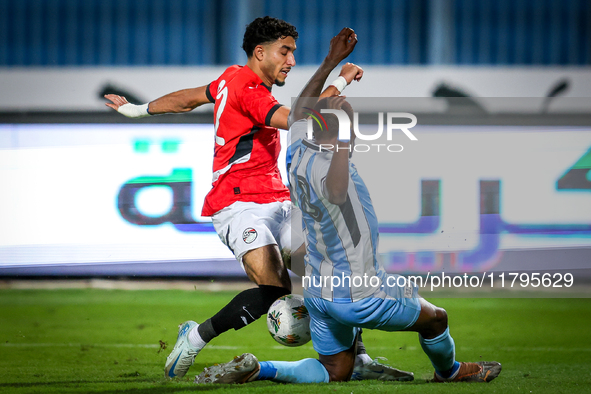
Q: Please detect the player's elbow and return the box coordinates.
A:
[327,190,347,205]
[325,181,348,205]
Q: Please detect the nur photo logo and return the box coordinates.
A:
[305,108,418,153]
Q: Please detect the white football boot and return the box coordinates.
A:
[351,356,414,381]
[194,353,260,384]
[164,321,201,379]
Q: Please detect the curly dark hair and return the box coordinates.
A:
[242,16,298,57]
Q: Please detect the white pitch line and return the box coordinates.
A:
[207,345,240,350]
[0,343,242,350]
[1,343,159,348]
[368,345,591,352]
[0,343,302,351]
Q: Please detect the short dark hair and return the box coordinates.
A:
[312,97,354,141]
[242,16,298,57]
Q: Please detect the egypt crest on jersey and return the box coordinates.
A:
[201,65,290,217]
[242,227,258,244]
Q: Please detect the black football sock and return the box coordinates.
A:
[206,285,290,341]
[197,319,217,343]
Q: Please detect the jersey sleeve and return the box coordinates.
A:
[289,119,308,142]
[286,119,308,174]
[206,81,217,103]
[311,156,332,201]
[240,86,283,127]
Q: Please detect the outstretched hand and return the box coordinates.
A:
[104,94,129,111]
[326,27,358,66]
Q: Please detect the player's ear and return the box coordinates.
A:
[254,45,265,61]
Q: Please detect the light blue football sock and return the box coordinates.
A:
[419,327,457,376]
[257,358,329,383]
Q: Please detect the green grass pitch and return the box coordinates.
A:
[1,288,590,393]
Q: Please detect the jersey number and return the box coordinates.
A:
[297,175,323,222]
[214,80,228,146]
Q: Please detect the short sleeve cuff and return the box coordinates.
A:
[265,104,283,127]
[205,83,215,103]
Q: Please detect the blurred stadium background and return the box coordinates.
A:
[1,0,590,287]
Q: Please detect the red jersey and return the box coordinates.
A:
[201,65,290,216]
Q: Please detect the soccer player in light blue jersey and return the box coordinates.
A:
[195,30,502,386]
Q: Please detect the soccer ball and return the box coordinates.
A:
[267,294,311,347]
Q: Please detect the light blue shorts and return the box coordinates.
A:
[304,278,421,356]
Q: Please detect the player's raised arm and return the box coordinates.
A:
[288,27,360,128]
[323,96,354,205]
[104,85,213,118]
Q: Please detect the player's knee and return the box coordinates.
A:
[434,307,448,331]
[425,307,448,337]
[418,305,448,338]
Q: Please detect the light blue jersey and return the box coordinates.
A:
[287,119,421,356]
[288,120,389,302]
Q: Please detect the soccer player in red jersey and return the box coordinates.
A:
[106,17,403,380]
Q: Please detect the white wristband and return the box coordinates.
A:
[117,103,151,118]
[330,76,348,94]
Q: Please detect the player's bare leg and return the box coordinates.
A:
[242,244,292,290]
[318,344,357,381]
[405,298,502,383]
[405,298,448,339]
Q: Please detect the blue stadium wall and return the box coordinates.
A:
[0,0,589,67]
